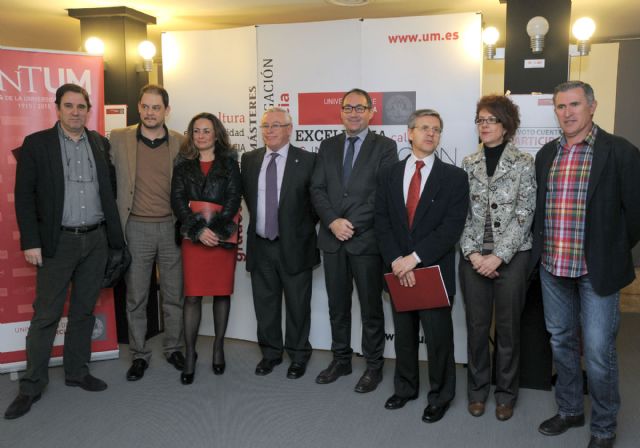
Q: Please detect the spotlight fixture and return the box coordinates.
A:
[482,27,500,59]
[84,37,105,56]
[572,17,596,56]
[526,16,549,54]
[137,40,156,72]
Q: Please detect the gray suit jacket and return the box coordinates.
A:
[310,130,398,255]
[241,145,320,274]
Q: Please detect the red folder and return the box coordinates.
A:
[384,266,450,312]
[189,200,240,244]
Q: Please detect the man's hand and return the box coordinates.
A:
[198,228,220,247]
[398,270,416,288]
[24,248,42,267]
[329,218,354,241]
[391,255,418,279]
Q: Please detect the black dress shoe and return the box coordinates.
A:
[315,360,352,384]
[287,363,306,379]
[538,414,585,436]
[4,393,41,420]
[65,374,107,392]
[255,358,282,376]
[212,363,226,375]
[354,368,383,393]
[181,372,195,384]
[588,435,616,448]
[384,394,418,410]
[167,351,185,371]
[126,359,148,381]
[422,403,450,423]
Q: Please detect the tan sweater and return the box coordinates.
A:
[130,140,173,222]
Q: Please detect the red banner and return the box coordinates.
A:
[0,47,118,372]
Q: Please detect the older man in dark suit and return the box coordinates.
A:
[311,88,398,393]
[5,84,126,420]
[242,107,320,379]
[375,109,468,423]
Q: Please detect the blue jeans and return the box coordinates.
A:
[540,267,620,438]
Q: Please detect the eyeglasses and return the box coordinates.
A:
[341,105,370,114]
[475,117,501,125]
[259,123,291,130]
[410,125,442,134]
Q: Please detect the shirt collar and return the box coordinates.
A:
[559,123,598,148]
[407,152,435,170]
[266,143,289,160]
[57,121,87,142]
[136,123,169,148]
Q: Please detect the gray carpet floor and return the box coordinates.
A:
[1,313,638,448]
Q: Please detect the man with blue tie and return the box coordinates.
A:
[311,88,398,393]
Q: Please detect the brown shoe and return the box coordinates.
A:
[468,401,485,417]
[496,403,514,421]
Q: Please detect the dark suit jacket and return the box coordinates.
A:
[311,130,398,255]
[241,145,320,274]
[375,156,469,296]
[14,124,125,257]
[530,127,640,296]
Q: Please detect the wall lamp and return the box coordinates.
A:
[572,17,596,56]
[482,26,500,59]
[526,16,549,54]
[137,40,156,72]
[84,37,105,56]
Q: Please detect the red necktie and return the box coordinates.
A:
[406,160,425,228]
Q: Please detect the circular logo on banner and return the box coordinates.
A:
[384,94,414,125]
[92,317,105,340]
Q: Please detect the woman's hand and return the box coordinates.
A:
[198,228,220,247]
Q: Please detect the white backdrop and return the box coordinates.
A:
[162,14,482,362]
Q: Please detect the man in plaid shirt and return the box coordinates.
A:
[531,81,640,448]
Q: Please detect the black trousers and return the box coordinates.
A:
[391,303,456,406]
[20,228,108,396]
[250,237,313,364]
[323,246,384,369]
[459,251,529,405]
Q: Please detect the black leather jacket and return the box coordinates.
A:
[170,153,242,243]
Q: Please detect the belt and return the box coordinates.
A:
[61,221,105,234]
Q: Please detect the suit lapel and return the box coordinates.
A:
[279,146,299,205]
[411,157,443,231]
[126,127,138,188]
[47,126,65,214]
[248,148,266,213]
[334,133,347,188]
[491,143,516,183]
[587,132,610,204]
[391,159,410,233]
[348,131,373,187]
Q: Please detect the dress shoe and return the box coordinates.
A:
[181,372,195,385]
[588,435,616,448]
[255,358,282,376]
[315,360,352,384]
[468,401,485,417]
[422,403,450,423]
[286,363,306,379]
[538,413,585,436]
[496,403,514,421]
[65,374,108,392]
[384,394,418,410]
[354,368,383,393]
[126,359,148,381]
[167,351,185,371]
[212,363,226,375]
[4,393,41,420]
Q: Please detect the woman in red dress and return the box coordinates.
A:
[171,112,241,384]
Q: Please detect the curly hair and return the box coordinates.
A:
[475,95,520,142]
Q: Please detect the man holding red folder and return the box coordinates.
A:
[375,109,468,423]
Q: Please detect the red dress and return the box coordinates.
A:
[181,161,238,296]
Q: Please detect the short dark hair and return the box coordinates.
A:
[179,112,233,160]
[342,88,372,108]
[408,109,443,130]
[553,80,596,106]
[476,95,520,142]
[55,83,91,110]
[138,84,170,107]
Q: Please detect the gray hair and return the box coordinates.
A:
[262,107,292,124]
[408,109,443,130]
[553,81,596,106]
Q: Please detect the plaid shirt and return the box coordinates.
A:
[542,125,598,277]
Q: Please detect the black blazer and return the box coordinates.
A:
[171,154,242,242]
[530,128,640,296]
[14,124,125,257]
[375,156,469,296]
[311,130,398,255]
[241,145,320,274]
[241,145,320,275]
